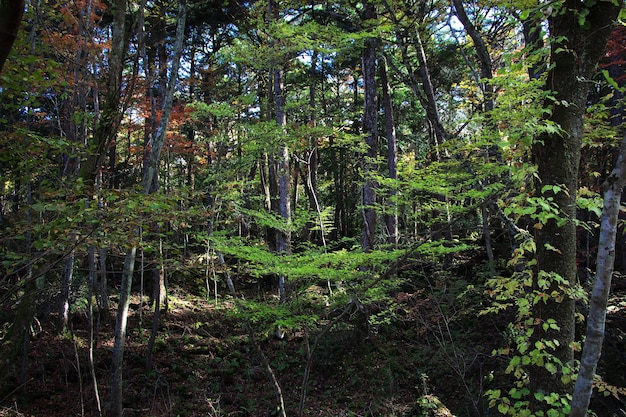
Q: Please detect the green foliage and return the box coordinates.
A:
[236,299,318,334]
[482,225,581,417]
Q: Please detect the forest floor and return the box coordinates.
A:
[2,267,626,417]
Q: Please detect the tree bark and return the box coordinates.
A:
[143,0,187,194]
[451,0,493,113]
[380,55,398,246]
[58,234,77,331]
[530,0,620,403]
[360,2,378,251]
[78,0,127,192]
[274,64,291,256]
[109,246,135,417]
[109,1,186,413]
[570,133,626,417]
[451,0,498,274]
[415,28,447,153]
[0,0,25,75]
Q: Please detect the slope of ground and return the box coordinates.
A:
[1,272,625,416]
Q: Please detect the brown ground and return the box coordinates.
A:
[1,274,625,417]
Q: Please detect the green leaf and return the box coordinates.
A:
[544,243,561,253]
[498,403,510,414]
[545,362,557,374]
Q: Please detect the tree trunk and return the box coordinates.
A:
[451,0,497,275]
[87,247,103,416]
[451,0,493,113]
[78,0,127,192]
[58,234,77,331]
[570,132,626,417]
[109,1,186,413]
[380,55,398,246]
[530,0,620,404]
[414,28,447,152]
[274,64,291,256]
[109,247,135,417]
[0,0,25,75]
[303,49,322,245]
[360,3,378,251]
[143,0,187,194]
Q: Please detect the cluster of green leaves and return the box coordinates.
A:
[483,269,580,416]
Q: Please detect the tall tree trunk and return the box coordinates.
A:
[451,0,493,113]
[380,55,398,246]
[451,0,497,275]
[109,1,186,414]
[143,0,187,194]
[530,0,620,405]
[360,2,378,251]
[87,247,103,416]
[414,28,447,152]
[109,246,136,417]
[303,49,323,245]
[78,0,127,193]
[274,64,290,257]
[570,132,626,417]
[268,0,290,342]
[58,233,77,331]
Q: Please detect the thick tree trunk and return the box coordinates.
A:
[530,0,620,404]
[0,0,25,75]
[360,5,378,251]
[380,55,398,246]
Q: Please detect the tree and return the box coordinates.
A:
[0,0,25,75]
[110,0,187,414]
[570,129,626,417]
[4,1,626,416]
[360,0,378,252]
[77,0,129,191]
[529,0,621,407]
[380,54,398,245]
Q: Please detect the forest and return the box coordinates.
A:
[1,0,626,416]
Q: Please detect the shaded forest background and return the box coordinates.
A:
[1,0,626,416]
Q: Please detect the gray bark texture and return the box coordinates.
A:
[109,247,136,417]
[570,134,626,417]
[143,0,187,194]
[380,55,398,245]
[360,6,378,251]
